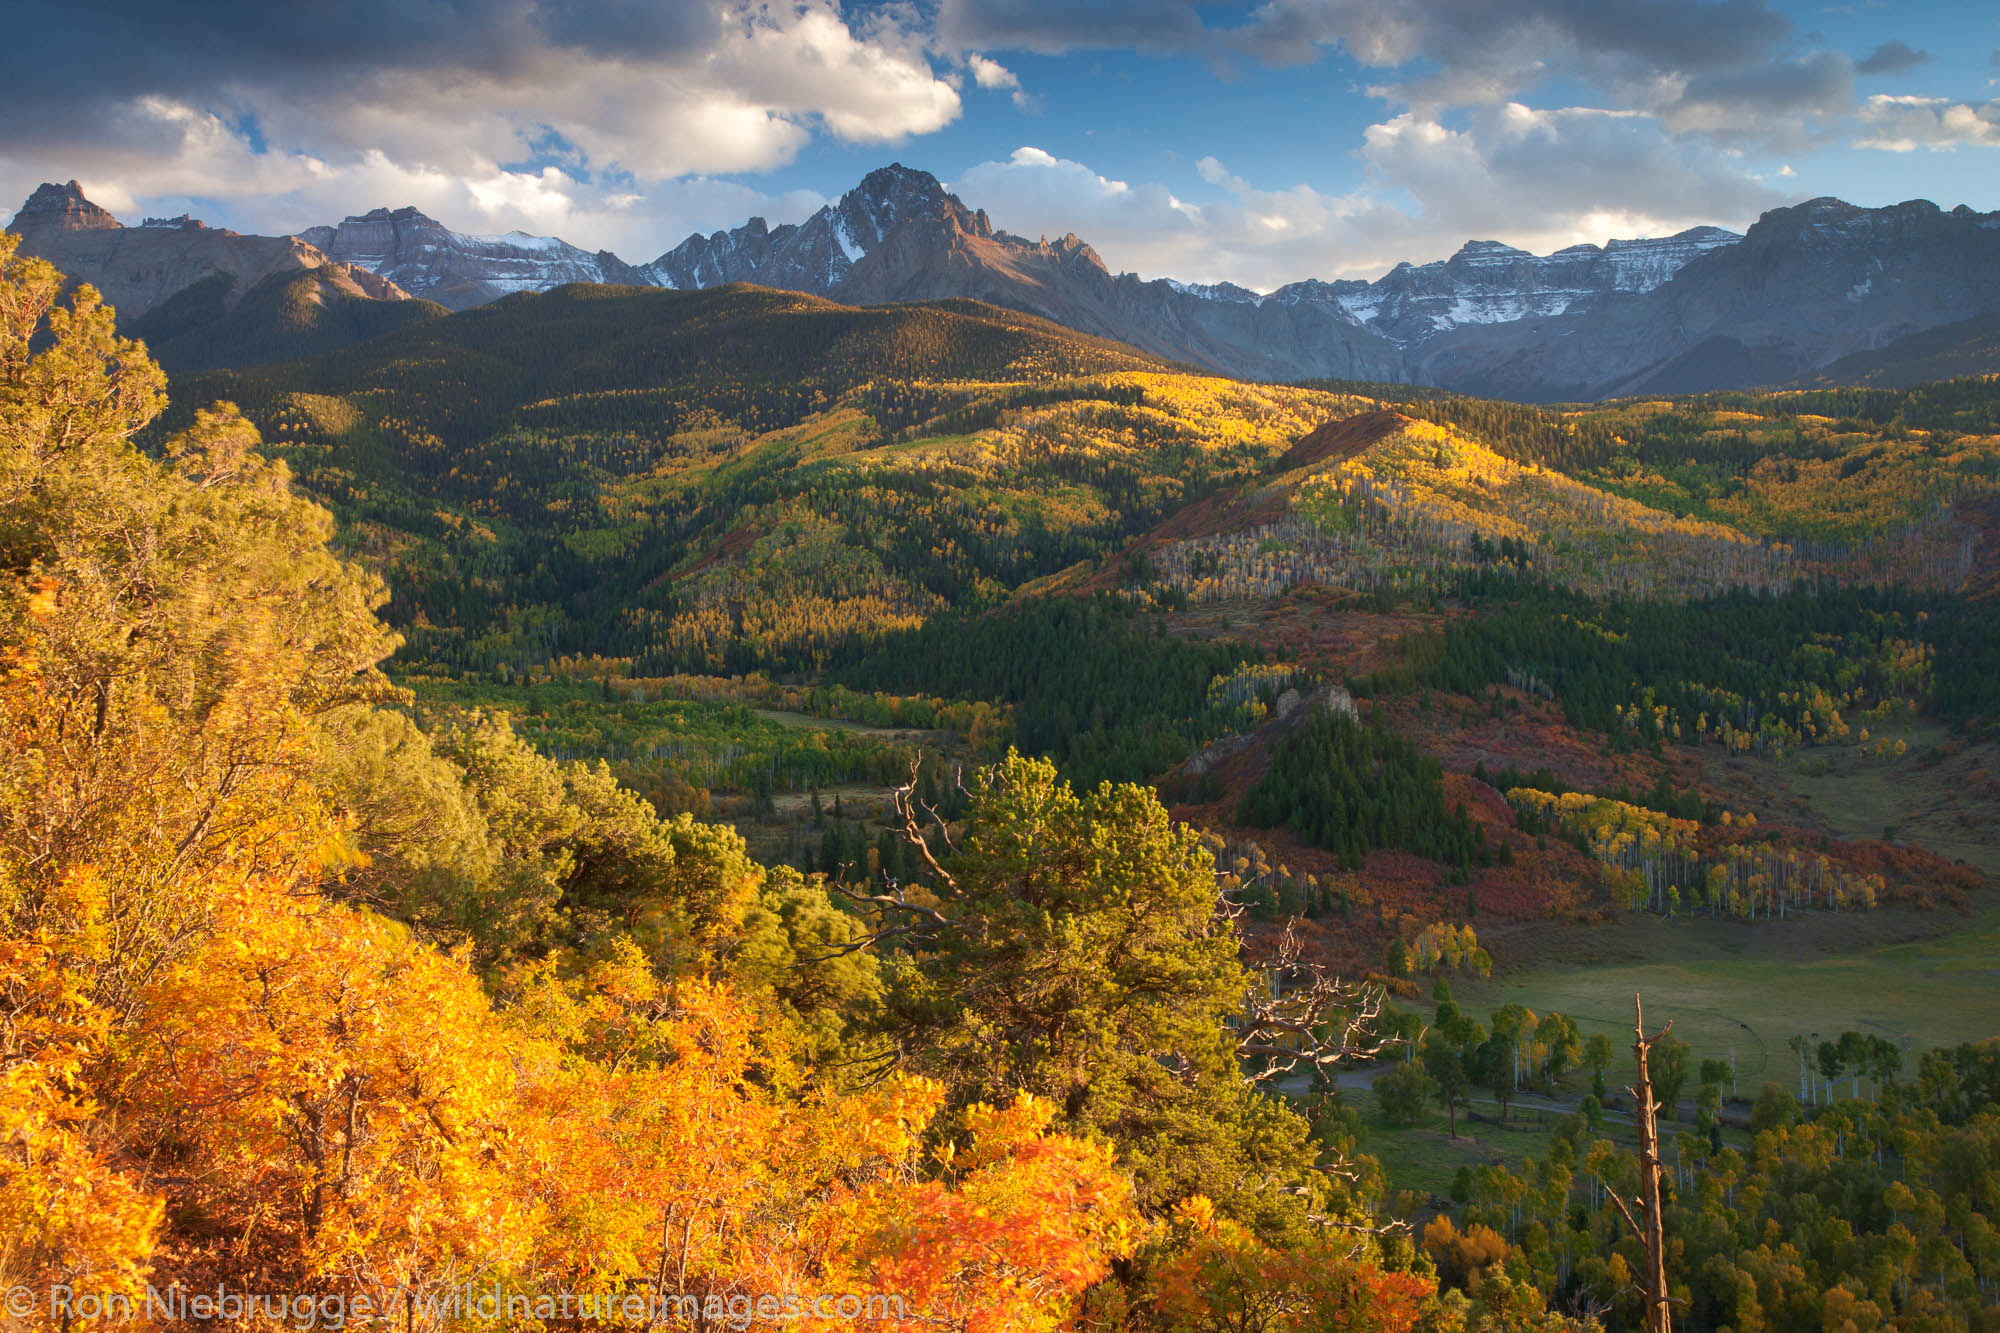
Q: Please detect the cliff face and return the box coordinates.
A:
[7,182,427,371]
[9,180,121,237]
[302,207,646,310]
[8,180,412,315]
[18,171,2000,395]
[1412,198,2000,399]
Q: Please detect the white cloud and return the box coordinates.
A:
[942,0,1882,158]
[968,55,1020,90]
[1853,95,2000,151]
[952,106,1786,290]
[965,53,1041,112]
[0,1,952,253]
[0,104,829,260]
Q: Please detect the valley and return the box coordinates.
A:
[6,219,1997,1333]
[15,0,2000,1323]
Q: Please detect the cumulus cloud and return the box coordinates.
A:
[1661,49,1854,148]
[927,0,1851,290]
[953,108,1784,290]
[964,53,1039,111]
[1853,96,2000,152]
[955,146,1200,247]
[0,0,955,250]
[937,0,1844,142]
[968,55,1020,90]
[0,0,1955,287]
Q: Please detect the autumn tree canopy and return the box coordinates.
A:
[0,232,1455,1333]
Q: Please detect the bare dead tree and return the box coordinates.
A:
[1595,994,1675,1333]
[889,758,958,892]
[1235,918,1396,1089]
[797,760,956,965]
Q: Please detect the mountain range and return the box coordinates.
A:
[5,181,444,372]
[10,166,2000,396]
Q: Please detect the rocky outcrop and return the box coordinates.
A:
[301,207,646,310]
[8,181,411,318]
[21,169,2000,395]
[9,181,120,237]
[1414,197,2000,399]
[6,182,425,371]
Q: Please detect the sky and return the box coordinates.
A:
[3,0,1997,290]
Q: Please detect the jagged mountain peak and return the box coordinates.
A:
[301,208,630,309]
[21,164,1994,399]
[642,161,982,295]
[349,205,441,224]
[844,163,964,225]
[8,180,122,237]
[833,161,979,251]
[1449,240,1532,261]
[850,162,952,205]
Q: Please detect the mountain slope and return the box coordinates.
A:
[1416,198,2000,400]
[124,266,448,373]
[302,207,650,309]
[173,281,1175,443]
[1797,310,2000,388]
[156,279,2000,692]
[7,181,425,371]
[151,283,1314,673]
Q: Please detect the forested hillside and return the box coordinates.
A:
[0,232,1486,1333]
[19,262,1995,1331]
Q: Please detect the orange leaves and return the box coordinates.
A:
[1147,1195,1432,1333]
[959,1091,1059,1164]
[846,1074,946,1162]
[0,930,163,1321]
[125,880,530,1302]
[833,1091,1137,1333]
[509,964,1135,1333]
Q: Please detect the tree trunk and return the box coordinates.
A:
[1631,995,1674,1333]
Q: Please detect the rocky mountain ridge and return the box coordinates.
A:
[1411,196,2000,398]
[273,166,2000,394]
[301,206,647,309]
[8,181,411,317]
[11,171,2000,397]
[6,181,434,371]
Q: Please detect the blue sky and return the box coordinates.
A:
[3,0,1996,289]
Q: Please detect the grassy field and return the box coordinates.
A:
[1357,1099,1580,1200]
[1711,720,2000,877]
[1327,1079,1758,1202]
[1436,906,2000,1091]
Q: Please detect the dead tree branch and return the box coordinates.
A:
[1236,918,1395,1087]
[891,759,957,891]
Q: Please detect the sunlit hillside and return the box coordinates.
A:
[1128,413,1804,603]
[167,286,2000,689]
